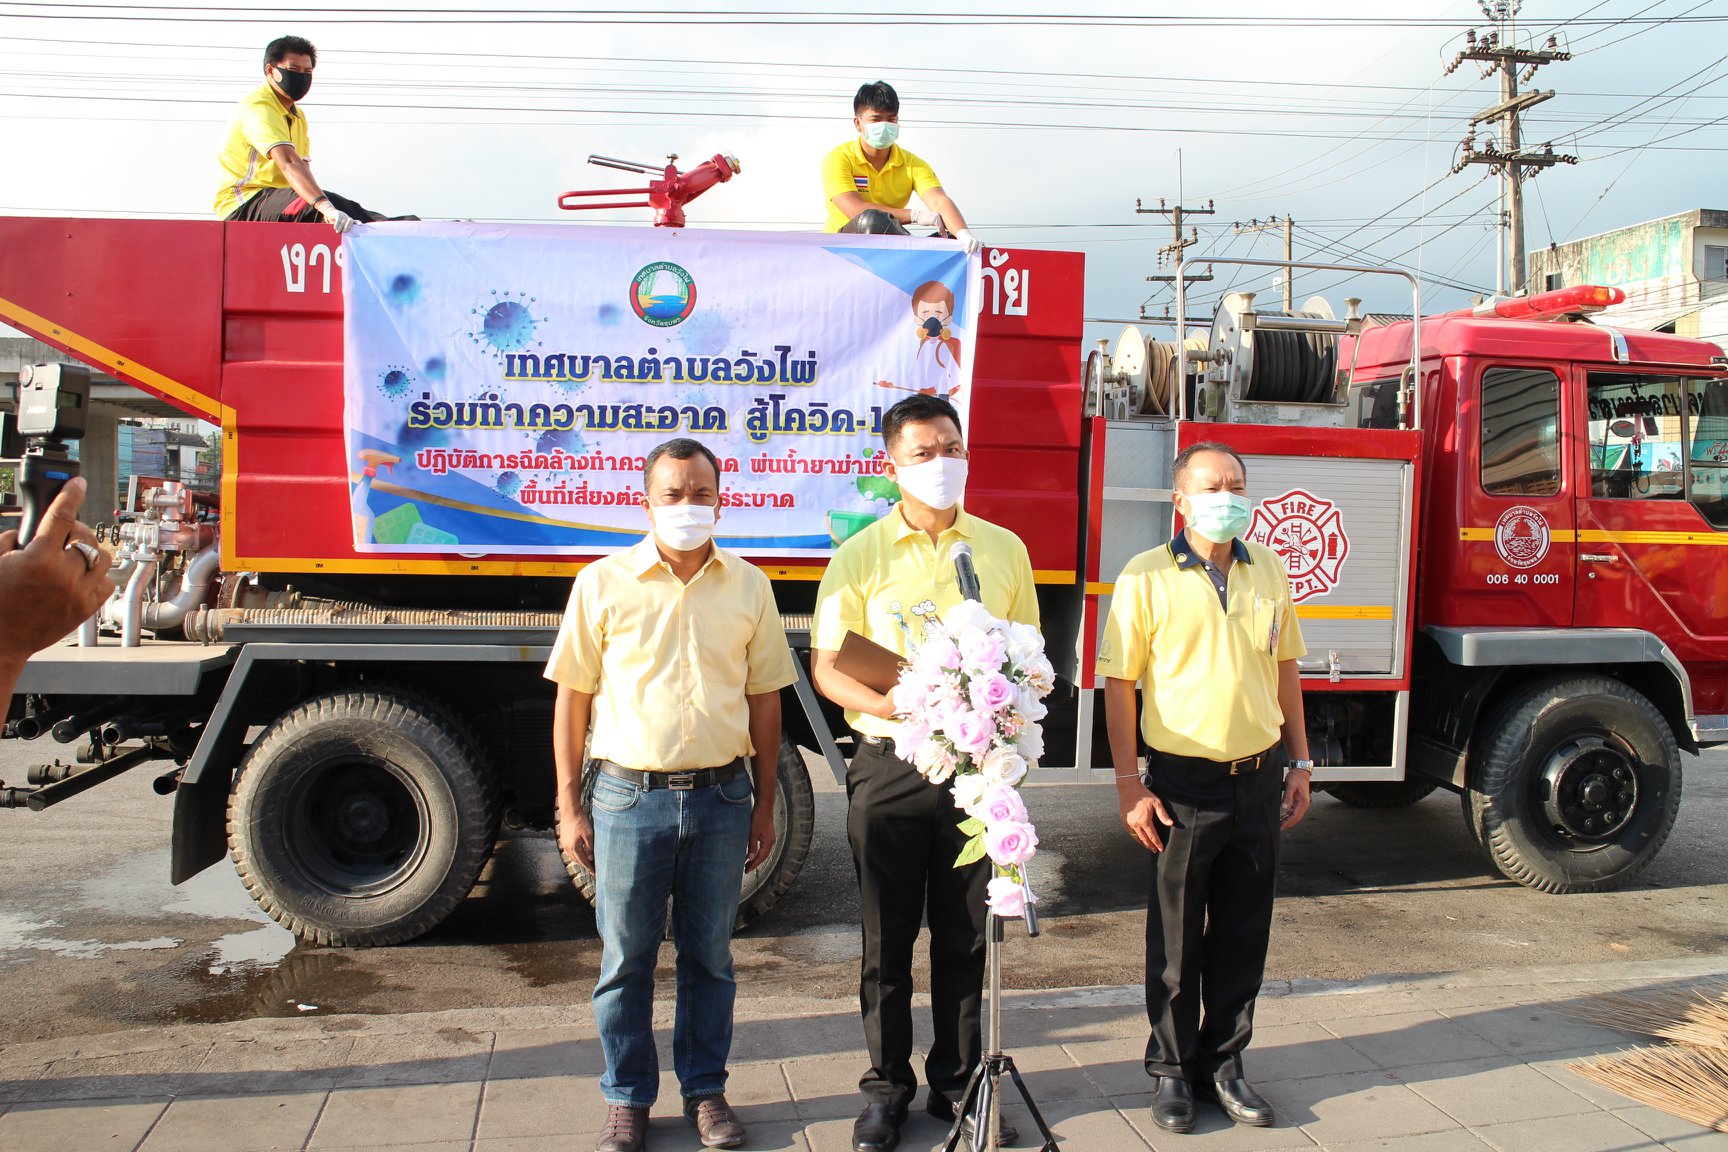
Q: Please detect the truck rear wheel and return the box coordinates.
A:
[1325,779,1439,808]
[560,736,816,929]
[228,689,500,946]
[1465,675,1681,894]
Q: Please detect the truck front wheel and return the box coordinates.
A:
[228,689,500,946]
[560,736,816,929]
[1466,675,1681,893]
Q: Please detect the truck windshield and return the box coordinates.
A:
[1586,372,1728,527]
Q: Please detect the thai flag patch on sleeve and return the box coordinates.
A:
[853,176,870,191]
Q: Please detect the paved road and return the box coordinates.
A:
[0,741,1723,1046]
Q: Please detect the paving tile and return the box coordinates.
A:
[803,1110,952,1152]
[199,1036,357,1093]
[1401,1060,1599,1127]
[475,1074,596,1140]
[1527,1054,1644,1111]
[486,1028,604,1081]
[1115,1090,1315,1151]
[1471,1109,1665,1152]
[0,1096,169,1152]
[1257,992,1429,1028]
[1440,1004,1636,1059]
[1032,1099,1155,1149]
[30,1043,211,1101]
[138,1091,326,1152]
[1245,1021,1379,1084]
[718,1058,800,1121]
[1612,1105,1728,1149]
[1322,1132,1495,1151]
[1063,1036,1151,1098]
[309,1081,482,1148]
[782,1053,866,1119]
[343,1028,493,1087]
[1321,1011,1505,1070]
[1265,1070,1457,1145]
[476,1138,600,1152]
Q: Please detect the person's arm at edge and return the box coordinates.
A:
[918,186,970,233]
[744,690,781,871]
[265,143,330,209]
[1276,658,1312,830]
[553,685,596,871]
[829,189,918,227]
[810,648,897,722]
[1106,676,1172,852]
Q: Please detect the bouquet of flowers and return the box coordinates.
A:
[891,598,1056,917]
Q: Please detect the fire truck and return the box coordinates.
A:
[2,212,1723,947]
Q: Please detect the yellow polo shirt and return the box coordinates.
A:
[820,139,943,233]
[812,504,1039,737]
[544,538,796,771]
[1096,531,1306,762]
[215,82,310,218]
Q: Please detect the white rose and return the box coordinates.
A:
[943,599,996,637]
[980,745,1028,786]
[1015,685,1049,723]
[951,773,988,814]
[1015,724,1045,764]
[1005,621,1044,665]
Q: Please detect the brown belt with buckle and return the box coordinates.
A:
[595,758,745,791]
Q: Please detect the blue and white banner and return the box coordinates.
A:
[342,222,979,556]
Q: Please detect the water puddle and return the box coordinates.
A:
[0,910,180,962]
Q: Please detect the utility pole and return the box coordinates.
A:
[1447,0,1574,295]
[1137,195,1215,321]
[1234,216,1294,310]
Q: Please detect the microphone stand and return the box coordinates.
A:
[942,544,1061,1152]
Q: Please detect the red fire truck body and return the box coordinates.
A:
[2,216,1723,946]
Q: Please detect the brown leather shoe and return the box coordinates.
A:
[595,1104,648,1152]
[685,1094,747,1149]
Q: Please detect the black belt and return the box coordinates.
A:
[595,759,744,791]
[1151,746,1276,776]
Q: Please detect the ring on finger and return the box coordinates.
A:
[66,540,103,572]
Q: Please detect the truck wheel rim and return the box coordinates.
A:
[1539,736,1640,844]
[287,760,431,897]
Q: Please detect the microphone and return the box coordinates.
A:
[952,541,982,602]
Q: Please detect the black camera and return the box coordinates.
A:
[12,363,91,545]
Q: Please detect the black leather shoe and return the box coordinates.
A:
[1150,1075,1195,1134]
[926,1093,1021,1146]
[852,1102,905,1152]
[1203,1076,1276,1127]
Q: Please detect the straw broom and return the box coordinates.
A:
[1568,1045,1728,1133]
[1563,985,1728,1051]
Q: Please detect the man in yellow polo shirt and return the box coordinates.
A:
[821,81,982,255]
[215,35,405,231]
[546,437,796,1152]
[1098,441,1313,1137]
[812,394,1037,1152]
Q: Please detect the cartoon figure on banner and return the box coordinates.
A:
[1246,489,1350,603]
[875,280,963,400]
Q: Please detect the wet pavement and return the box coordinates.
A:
[0,742,1724,1045]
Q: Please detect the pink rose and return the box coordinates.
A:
[947,709,996,760]
[921,635,962,671]
[959,628,1006,673]
[987,875,1032,918]
[892,717,933,764]
[984,820,1038,867]
[979,783,1028,826]
[969,672,1016,714]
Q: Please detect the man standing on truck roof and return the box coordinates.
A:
[822,81,982,256]
[214,36,407,233]
[545,437,796,1152]
[1097,441,1313,1136]
[811,394,1037,1152]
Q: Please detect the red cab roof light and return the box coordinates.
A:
[1474,284,1626,320]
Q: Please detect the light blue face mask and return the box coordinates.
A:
[862,120,899,150]
[1185,491,1252,544]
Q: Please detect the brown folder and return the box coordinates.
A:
[834,630,906,694]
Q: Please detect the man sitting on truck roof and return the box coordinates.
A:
[821,81,981,255]
[214,36,407,233]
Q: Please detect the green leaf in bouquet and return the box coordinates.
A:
[954,834,986,868]
[957,816,985,837]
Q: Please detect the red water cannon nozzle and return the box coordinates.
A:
[558,152,741,228]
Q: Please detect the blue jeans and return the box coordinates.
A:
[590,768,753,1108]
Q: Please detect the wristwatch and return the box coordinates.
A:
[1287,759,1314,774]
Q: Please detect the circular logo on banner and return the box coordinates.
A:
[1494,505,1551,569]
[1247,489,1350,603]
[630,261,697,326]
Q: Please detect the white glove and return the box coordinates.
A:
[908,206,941,229]
[316,198,355,233]
[955,228,982,256]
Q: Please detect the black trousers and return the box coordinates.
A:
[846,738,989,1110]
[1142,750,1283,1083]
[226,186,402,224]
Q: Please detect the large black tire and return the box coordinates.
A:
[1465,675,1682,894]
[1326,779,1439,809]
[561,736,816,930]
[227,688,500,946]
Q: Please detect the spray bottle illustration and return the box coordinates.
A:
[352,449,401,545]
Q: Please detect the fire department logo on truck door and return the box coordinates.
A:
[1247,490,1349,603]
[1493,505,1551,569]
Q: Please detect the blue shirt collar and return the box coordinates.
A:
[1169,529,1251,569]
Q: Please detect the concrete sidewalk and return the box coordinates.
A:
[1,957,1726,1152]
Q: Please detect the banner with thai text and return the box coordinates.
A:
[342,222,978,556]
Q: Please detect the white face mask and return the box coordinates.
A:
[894,456,968,511]
[650,503,717,552]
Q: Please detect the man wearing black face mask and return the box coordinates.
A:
[215,36,407,232]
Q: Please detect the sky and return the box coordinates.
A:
[2,0,1725,352]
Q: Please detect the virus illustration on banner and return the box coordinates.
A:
[470,290,543,363]
[1247,490,1350,603]
[377,365,415,400]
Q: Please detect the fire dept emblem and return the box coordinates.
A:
[1247,490,1349,603]
[1493,505,1551,569]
